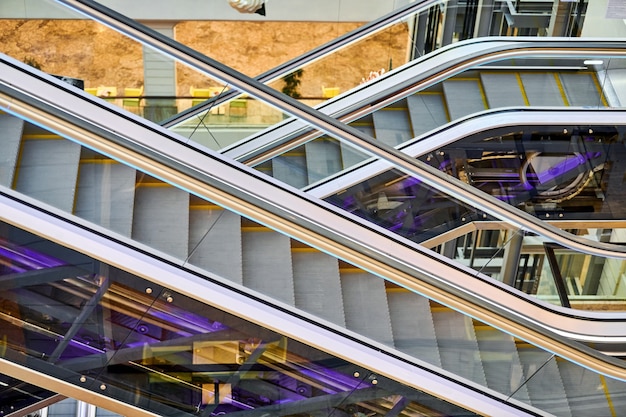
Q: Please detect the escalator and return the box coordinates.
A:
[232,58,611,190]
[3,52,626,417]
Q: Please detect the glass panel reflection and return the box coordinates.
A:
[0,221,475,417]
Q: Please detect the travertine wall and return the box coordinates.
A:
[0,19,409,98]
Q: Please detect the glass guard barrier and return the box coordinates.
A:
[4,66,626,416]
[0,0,291,149]
[0,0,612,152]
[0,220,478,417]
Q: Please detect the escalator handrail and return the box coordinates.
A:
[4,54,626,387]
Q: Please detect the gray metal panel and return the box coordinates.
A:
[474,326,530,403]
[431,308,487,386]
[480,72,526,108]
[406,93,449,137]
[304,138,343,185]
[557,360,613,417]
[340,271,394,346]
[517,349,572,416]
[559,72,604,107]
[14,138,81,213]
[442,79,487,120]
[372,107,413,147]
[75,162,136,237]
[519,72,565,106]
[271,154,308,189]
[339,143,370,172]
[387,291,441,368]
[0,114,23,187]
[242,229,295,305]
[292,251,345,327]
[132,184,190,259]
[188,208,243,284]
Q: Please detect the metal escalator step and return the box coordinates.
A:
[0,114,24,187]
[340,270,394,347]
[372,104,413,147]
[304,138,342,185]
[292,249,346,327]
[442,79,487,121]
[480,72,526,108]
[132,184,190,260]
[557,359,615,417]
[75,160,136,237]
[242,228,295,305]
[387,289,442,368]
[519,72,565,106]
[559,72,605,107]
[431,306,487,386]
[188,206,243,284]
[15,136,81,213]
[517,348,572,416]
[406,93,448,137]
[474,326,530,403]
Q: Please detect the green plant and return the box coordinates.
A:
[23,56,42,70]
[281,69,303,98]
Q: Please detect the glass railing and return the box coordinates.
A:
[6,53,626,416]
[1,0,611,149]
[0,0,284,149]
[418,221,626,310]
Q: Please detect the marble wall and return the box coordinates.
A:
[0,19,409,98]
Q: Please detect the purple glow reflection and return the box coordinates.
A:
[0,239,65,274]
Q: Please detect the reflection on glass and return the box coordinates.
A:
[421,125,620,220]
[0,221,476,417]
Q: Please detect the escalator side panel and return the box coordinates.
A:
[0,114,23,188]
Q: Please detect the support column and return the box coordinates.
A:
[547,0,573,36]
[501,230,524,288]
[442,0,459,46]
[142,22,178,123]
[410,10,429,59]
[76,401,96,417]
[476,0,495,37]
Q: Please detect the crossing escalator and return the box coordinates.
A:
[3,53,626,417]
